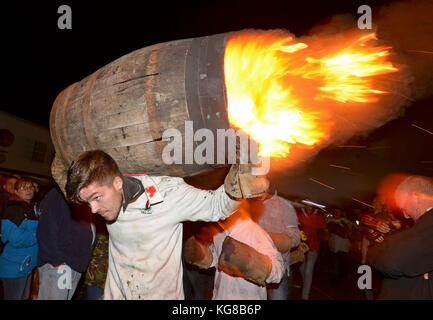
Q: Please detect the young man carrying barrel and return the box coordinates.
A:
[63,149,269,299]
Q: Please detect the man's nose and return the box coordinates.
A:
[89,202,100,214]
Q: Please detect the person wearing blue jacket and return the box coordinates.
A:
[0,179,39,300]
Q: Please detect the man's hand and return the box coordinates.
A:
[183,236,213,269]
[376,220,391,234]
[218,236,271,286]
[391,220,402,229]
[268,232,292,254]
[224,163,269,199]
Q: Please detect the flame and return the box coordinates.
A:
[224,31,399,158]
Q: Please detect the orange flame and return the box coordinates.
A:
[224,31,399,158]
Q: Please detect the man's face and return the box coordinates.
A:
[4,178,17,194]
[16,182,34,202]
[79,176,124,222]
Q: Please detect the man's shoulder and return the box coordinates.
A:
[127,174,189,205]
[128,174,184,186]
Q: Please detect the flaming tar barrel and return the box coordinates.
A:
[50,33,233,177]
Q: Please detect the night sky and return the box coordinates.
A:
[1,0,432,207]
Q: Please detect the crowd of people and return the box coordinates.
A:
[0,172,108,300]
[0,150,432,300]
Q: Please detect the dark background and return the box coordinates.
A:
[1,0,432,207]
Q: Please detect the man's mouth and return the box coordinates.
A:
[100,211,109,217]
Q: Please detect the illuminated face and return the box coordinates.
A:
[15,182,35,202]
[4,178,17,195]
[395,190,417,220]
[79,176,124,223]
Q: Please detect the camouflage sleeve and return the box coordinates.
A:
[84,233,109,288]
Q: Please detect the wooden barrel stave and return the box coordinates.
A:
[50,33,231,177]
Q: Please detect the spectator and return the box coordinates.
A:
[248,190,300,300]
[36,186,94,300]
[84,215,108,300]
[297,205,328,300]
[0,179,39,300]
[358,197,404,299]
[208,208,284,299]
[0,175,18,219]
[326,208,353,286]
[183,222,218,300]
[368,174,433,299]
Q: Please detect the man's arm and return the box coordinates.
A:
[281,199,301,248]
[160,177,240,222]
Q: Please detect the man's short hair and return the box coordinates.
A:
[378,173,433,212]
[395,175,433,200]
[0,174,18,191]
[66,150,122,203]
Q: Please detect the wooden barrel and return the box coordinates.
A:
[50,33,233,177]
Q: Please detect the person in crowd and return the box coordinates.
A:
[201,206,284,299]
[1,175,18,197]
[183,221,218,300]
[368,174,433,299]
[248,189,300,300]
[64,150,267,299]
[297,204,328,300]
[36,185,94,300]
[84,214,109,300]
[0,179,39,300]
[0,175,18,219]
[326,208,353,288]
[358,197,404,299]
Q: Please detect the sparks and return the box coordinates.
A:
[352,198,374,209]
[329,164,351,170]
[406,49,433,55]
[412,124,433,136]
[309,178,336,190]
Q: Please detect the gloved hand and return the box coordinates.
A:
[183,236,213,269]
[224,163,270,199]
[218,236,271,286]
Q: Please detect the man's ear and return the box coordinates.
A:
[113,176,123,192]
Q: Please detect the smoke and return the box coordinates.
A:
[375,0,433,100]
[268,0,433,179]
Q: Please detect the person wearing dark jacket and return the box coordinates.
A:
[0,179,39,300]
[36,186,94,300]
[0,175,18,219]
[368,174,433,300]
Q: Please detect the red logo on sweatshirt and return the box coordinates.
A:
[145,186,156,198]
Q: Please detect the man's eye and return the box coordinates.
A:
[95,196,101,201]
